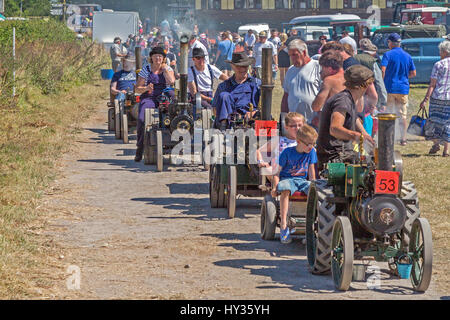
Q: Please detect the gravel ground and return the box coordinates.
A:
[43,101,445,300]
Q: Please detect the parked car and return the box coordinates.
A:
[371,24,447,56]
[401,37,445,83]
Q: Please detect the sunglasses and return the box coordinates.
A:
[298,138,315,147]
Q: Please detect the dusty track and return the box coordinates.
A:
[44,99,445,300]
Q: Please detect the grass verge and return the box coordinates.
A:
[0,79,107,298]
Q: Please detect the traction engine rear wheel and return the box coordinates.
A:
[306,179,336,274]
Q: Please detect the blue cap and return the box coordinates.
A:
[387,33,401,42]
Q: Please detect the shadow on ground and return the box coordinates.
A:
[131,196,260,221]
[204,232,426,296]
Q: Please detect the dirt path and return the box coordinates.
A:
[43,99,445,300]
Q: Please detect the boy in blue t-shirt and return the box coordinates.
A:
[272,124,318,244]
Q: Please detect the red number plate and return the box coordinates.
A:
[255,120,278,137]
[375,170,400,194]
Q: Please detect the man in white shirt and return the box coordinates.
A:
[188,34,210,67]
[244,29,256,55]
[268,29,281,49]
[110,37,128,72]
[281,39,321,124]
[188,48,228,109]
[339,30,357,56]
[253,31,278,80]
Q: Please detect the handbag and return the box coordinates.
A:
[407,109,428,137]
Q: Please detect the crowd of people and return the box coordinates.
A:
[108,20,450,241]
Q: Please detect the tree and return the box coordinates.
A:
[5,0,51,17]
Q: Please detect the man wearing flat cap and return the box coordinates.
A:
[212,52,261,130]
[188,48,228,109]
[317,65,375,170]
[381,33,416,146]
[355,38,388,127]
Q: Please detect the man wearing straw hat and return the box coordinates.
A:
[212,52,261,130]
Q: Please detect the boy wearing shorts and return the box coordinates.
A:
[272,124,318,244]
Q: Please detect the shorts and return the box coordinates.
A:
[277,177,311,195]
[386,93,408,119]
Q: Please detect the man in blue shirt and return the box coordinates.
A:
[214,32,235,77]
[110,56,136,105]
[212,52,261,130]
[381,33,416,146]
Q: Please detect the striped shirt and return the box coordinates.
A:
[138,63,173,85]
[431,57,450,101]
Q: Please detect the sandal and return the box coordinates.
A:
[400,140,407,146]
[429,144,441,154]
[443,152,449,157]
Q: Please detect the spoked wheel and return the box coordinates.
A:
[144,131,156,165]
[108,108,114,132]
[409,218,433,292]
[260,194,277,240]
[144,109,155,165]
[227,166,237,218]
[114,100,121,139]
[122,113,129,144]
[331,216,354,291]
[217,183,226,208]
[202,126,210,171]
[156,130,163,172]
[306,179,336,274]
[209,165,219,208]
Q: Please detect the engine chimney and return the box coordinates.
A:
[179,33,189,104]
[377,113,397,171]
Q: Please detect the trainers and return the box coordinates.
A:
[280,227,292,244]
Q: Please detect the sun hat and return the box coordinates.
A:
[225,52,256,66]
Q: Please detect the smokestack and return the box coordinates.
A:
[135,46,142,75]
[179,33,189,103]
[261,48,274,121]
[377,113,396,171]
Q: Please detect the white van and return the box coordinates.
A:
[285,13,361,40]
[237,23,270,37]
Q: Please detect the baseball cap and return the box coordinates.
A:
[114,37,121,43]
[387,33,401,43]
[259,31,267,38]
[192,47,206,58]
